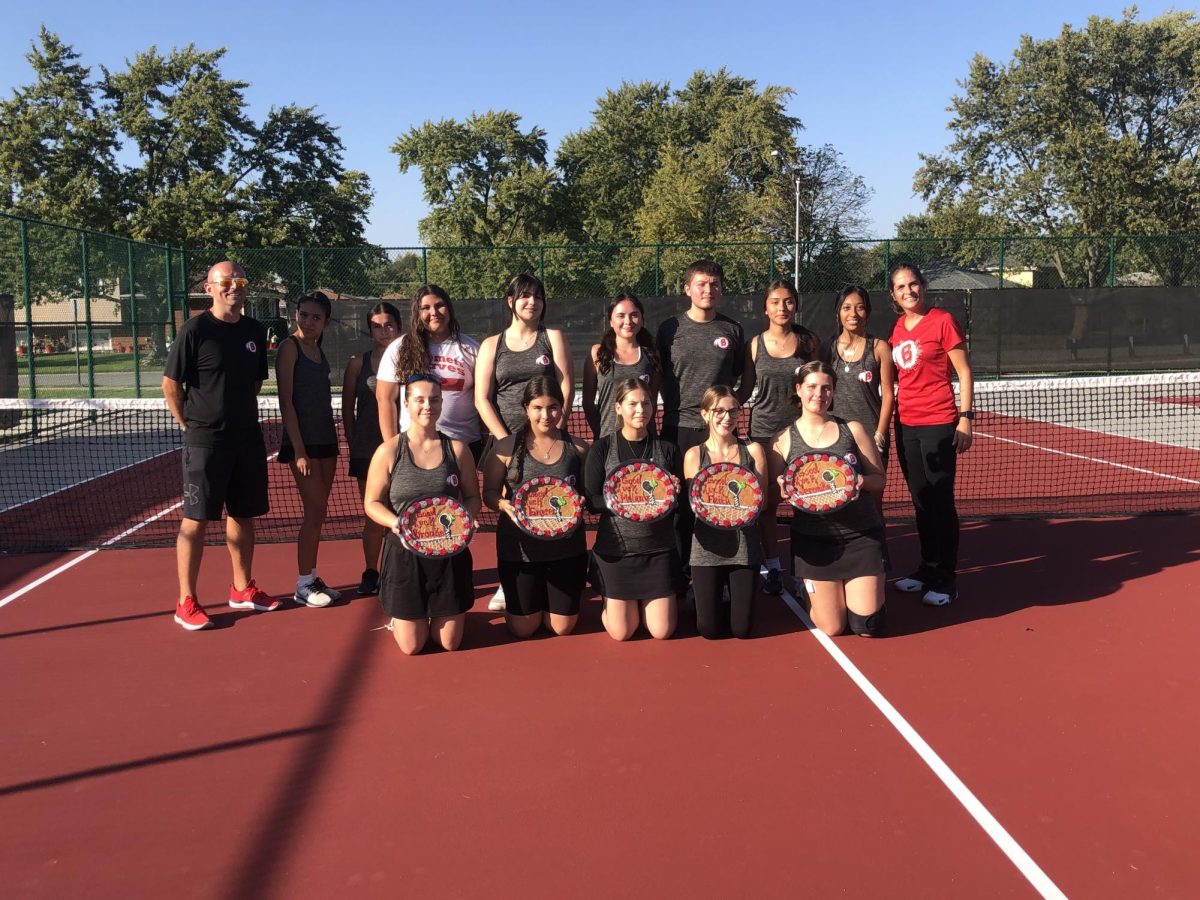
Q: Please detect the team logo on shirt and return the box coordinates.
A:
[714,336,730,350]
[536,354,550,366]
[846,452,858,466]
[245,340,257,353]
[366,375,378,391]
[639,373,651,383]
[565,474,576,486]
[859,370,873,384]
[446,473,459,488]
[893,339,921,371]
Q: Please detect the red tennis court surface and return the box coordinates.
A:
[2,518,1197,898]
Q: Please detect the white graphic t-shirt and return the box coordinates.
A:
[378,334,482,441]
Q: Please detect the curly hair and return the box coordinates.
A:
[393,284,462,381]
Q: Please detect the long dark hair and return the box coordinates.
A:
[764,280,822,360]
[834,284,872,327]
[888,262,928,315]
[510,375,566,475]
[613,376,651,429]
[505,273,547,326]
[295,290,332,347]
[394,284,461,381]
[369,301,402,332]
[596,293,662,376]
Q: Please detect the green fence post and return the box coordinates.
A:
[1108,235,1116,287]
[420,248,428,285]
[538,245,545,284]
[181,248,191,331]
[19,220,35,398]
[165,248,177,342]
[996,238,1005,375]
[882,241,890,290]
[81,232,95,397]
[300,247,309,294]
[654,244,661,296]
[126,239,141,397]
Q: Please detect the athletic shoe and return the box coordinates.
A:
[358,568,380,595]
[175,596,214,631]
[294,577,339,608]
[761,568,783,596]
[894,565,936,593]
[487,585,506,612]
[228,580,282,612]
[922,576,957,607]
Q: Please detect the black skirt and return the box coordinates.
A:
[589,548,682,602]
[792,528,885,582]
[378,535,475,620]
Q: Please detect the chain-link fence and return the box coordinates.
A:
[3,213,1199,398]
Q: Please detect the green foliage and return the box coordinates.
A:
[915,9,1200,286]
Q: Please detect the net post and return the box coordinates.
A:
[127,238,141,397]
[19,219,36,399]
[81,231,95,397]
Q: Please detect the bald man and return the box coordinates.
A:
[163,261,280,630]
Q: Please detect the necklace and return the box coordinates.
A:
[706,439,738,463]
[837,335,864,373]
[531,437,559,461]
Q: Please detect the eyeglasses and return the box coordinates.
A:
[711,407,739,419]
[208,277,248,289]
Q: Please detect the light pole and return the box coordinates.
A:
[771,150,803,290]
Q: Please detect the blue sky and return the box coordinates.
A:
[2,1,1184,246]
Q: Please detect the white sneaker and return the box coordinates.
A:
[487,585,506,612]
[922,586,956,607]
[295,577,338,608]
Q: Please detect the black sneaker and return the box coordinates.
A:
[357,568,380,595]
[761,568,783,596]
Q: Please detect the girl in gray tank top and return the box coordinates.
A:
[493,328,555,433]
[582,294,662,439]
[685,386,766,639]
[829,284,895,459]
[744,281,824,443]
[482,376,590,637]
[277,292,341,610]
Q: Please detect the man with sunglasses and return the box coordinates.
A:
[163,260,280,631]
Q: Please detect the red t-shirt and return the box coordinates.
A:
[889,308,965,426]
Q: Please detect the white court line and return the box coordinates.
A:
[0,498,185,611]
[976,430,1200,486]
[780,589,1068,900]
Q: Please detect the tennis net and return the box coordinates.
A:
[2,371,1199,553]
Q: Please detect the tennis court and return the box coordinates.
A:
[2,374,1199,897]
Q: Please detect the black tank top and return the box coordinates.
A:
[492,329,555,433]
[496,437,586,563]
[594,433,676,557]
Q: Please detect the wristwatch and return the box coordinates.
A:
[958,411,975,421]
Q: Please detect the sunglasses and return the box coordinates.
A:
[208,277,249,289]
[406,373,442,387]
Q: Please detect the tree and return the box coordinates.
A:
[0,28,120,228]
[915,10,1200,287]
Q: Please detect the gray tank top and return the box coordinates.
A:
[492,328,555,433]
[595,347,655,438]
[496,437,586,563]
[280,336,337,450]
[689,442,762,568]
[387,433,462,513]
[748,332,811,442]
[829,334,883,435]
[786,418,882,538]
[594,433,676,557]
[349,349,383,462]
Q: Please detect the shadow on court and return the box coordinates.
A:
[884,515,1200,637]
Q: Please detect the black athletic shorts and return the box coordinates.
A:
[181,435,269,521]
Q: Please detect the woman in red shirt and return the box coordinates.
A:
[888,263,974,606]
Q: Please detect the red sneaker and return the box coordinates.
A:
[175,596,214,631]
[228,580,282,612]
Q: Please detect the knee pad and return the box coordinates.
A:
[847,605,886,637]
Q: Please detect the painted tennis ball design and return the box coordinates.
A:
[725,479,745,504]
[438,512,454,538]
[548,494,566,517]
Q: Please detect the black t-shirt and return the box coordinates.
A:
[164,311,268,447]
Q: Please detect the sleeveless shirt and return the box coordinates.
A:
[280,336,337,451]
[592,433,677,557]
[492,328,555,434]
[689,441,763,568]
[748,332,810,442]
[829,334,883,435]
[349,349,384,464]
[786,418,881,539]
[496,438,586,563]
[387,432,463,514]
[594,347,655,439]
